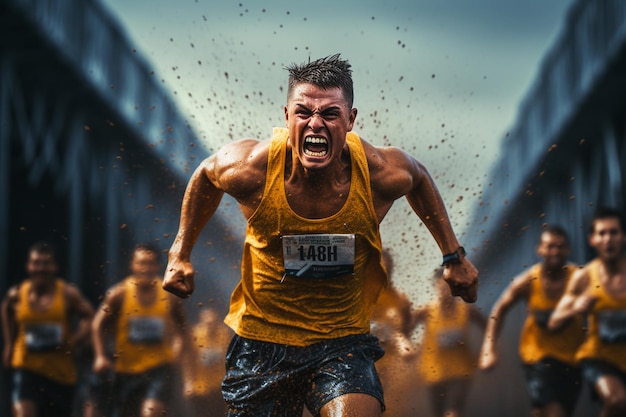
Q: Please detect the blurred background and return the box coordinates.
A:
[2,0,626,415]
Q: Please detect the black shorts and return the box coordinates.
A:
[12,369,75,417]
[88,364,175,413]
[580,359,626,402]
[222,333,385,417]
[522,357,581,414]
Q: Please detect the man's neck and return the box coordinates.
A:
[541,263,567,281]
[29,277,55,295]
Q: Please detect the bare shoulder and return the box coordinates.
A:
[510,268,535,291]
[63,281,86,302]
[568,265,591,294]
[204,138,270,196]
[2,285,20,306]
[361,139,424,199]
[99,282,126,311]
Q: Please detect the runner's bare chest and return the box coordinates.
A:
[284,169,351,219]
[27,286,56,312]
[540,275,568,301]
[598,269,626,298]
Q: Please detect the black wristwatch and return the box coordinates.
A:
[442,246,466,266]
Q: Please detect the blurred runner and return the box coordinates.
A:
[87,243,190,417]
[1,241,94,417]
[550,208,626,417]
[413,270,486,417]
[183,306,233,417]
[370,250,418,416]
[480,225,584,417]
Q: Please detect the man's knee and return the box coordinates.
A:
[13,399,37,417]
[597,375,626,416]
[141,398,167,417]
[320,393,382,417]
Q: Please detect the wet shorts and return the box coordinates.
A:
[222,333,385,417]
[88,364,175,413]
[580,359,626,402]
[522,357,581,414]
[12,369,75,416]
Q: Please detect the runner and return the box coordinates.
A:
[88,243,190,417]
[1,241,94,417]
[163,54,478,417]
[480,226,584,417]
[549,208,626,417]
[414,270,486,417]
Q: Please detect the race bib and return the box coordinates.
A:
[25,323,63,352]
[282,234,355,279]
[597,311,626,344]
[128,316,164,344]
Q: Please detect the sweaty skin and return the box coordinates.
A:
[1,248,94,417]
[163,84,478,303]
[549,216,626,417]
[163,80,478,417]
[480,230,573,371]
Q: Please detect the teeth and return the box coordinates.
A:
[305,150,327,157]
[304,136,328,157]
[305,137,327,144]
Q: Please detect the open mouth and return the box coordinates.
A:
[304,136,328,157]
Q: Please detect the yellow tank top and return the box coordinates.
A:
[417,301,474,384]
[11,279,76,385]
[576,259,626,371]
[519,263,584,365]
[224,128,387,346]
[114,277,175,374]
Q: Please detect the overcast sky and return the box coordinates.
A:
[99,0,576,302]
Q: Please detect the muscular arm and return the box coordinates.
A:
[163,139,267,298]
[91,286,123,373]
[1,287,18,368]
[479,271,531,370]
[368,144,478,302]
[548,268,593,331]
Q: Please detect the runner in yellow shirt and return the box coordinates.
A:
[550,208,626,417]
[183,306,233,417]
[480,226,584,417]
[1,241,94,417]
[413,271,486,417]
[163,54,478,417]
[87,243,190,417]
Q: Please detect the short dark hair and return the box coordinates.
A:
[286,54,354,107]
[589,206,626,234]
[540,224,569,243]
[28,241,57,260]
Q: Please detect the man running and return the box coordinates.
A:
[2,241,94,417]
[479,226,584,417]
[89,243,190,417]
[163,54,478,417]
[549,208,626,417]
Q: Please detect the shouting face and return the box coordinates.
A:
[284,83,357,172]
